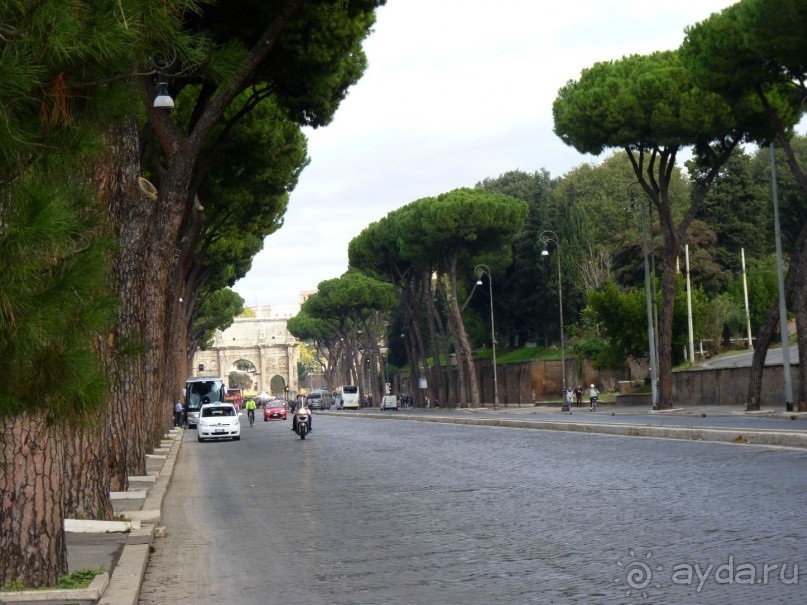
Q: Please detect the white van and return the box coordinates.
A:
[380,395,398,411]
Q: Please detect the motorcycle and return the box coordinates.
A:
[294,408,310,439]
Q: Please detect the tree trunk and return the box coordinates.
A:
[0,415,66,587]
[438,275,468,406]
[63,419,114,521]
[746,227,806,410]
[140,146,196,468]
[655,223,679,409]
[92,118,153,488]
[746,303,780,410]
[446,253,480,406]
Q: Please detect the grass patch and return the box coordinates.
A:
[0,568,102,592]
[400,346,564,371]
[475,346,562,363]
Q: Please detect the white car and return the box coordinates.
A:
[197,403,241,441]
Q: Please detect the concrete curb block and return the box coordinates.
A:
[96,544,149,605]
[64,519,140,533]
[97,428,183,604]
[337,412,807,449]
[0,572,109,605]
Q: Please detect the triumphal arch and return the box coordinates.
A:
[191,307,299,396]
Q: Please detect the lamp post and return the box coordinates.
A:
[770,144,794,411]
[475,264,499,409]
[539,231,567,411]
[629,187,658,409]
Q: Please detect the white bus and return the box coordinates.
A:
[333,385,360,410]
[184,376,227,428]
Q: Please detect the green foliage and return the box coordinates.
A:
[693,149,771,278]
[584,277,707,368]
[750,137,807,252]
[586,282,650,365]
[0,568,101,592]
[304,272,398,325]
[191,289,244,351]
[0,175,115,421]
[402,188,528,267]
[286,311,334,342]
[475,170,555,342]
[193,0,384,128]
[554,51,742,155]
[729,256,780,332]
[228,371,252,390]
[682,0,806,110]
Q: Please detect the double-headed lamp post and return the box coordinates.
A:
[475,264,499,409]
[540,231,567,411]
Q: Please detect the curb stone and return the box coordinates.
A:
[335,411,807,449]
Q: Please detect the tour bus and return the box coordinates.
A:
[333,385,360,410]
[184,376,227,428]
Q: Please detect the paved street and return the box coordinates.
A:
[140,414,806,604]
[362,404,807,432]
[701,346,800,368]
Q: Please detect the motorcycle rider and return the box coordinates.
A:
[291,399,312,433]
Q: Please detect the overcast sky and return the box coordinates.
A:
[232,0,739,309]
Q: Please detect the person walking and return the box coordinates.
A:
[174,400,184,427]
[565,387,574,410]
[574,385,583,408]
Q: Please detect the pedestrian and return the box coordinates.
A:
[588,383,599,411]
[174,400,184,427]
[565,387,574,409]
[574,385,583,408]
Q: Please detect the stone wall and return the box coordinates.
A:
[398,359,800,407]
[398,358,631,406]
[672,365,800,406]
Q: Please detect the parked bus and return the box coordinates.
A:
[333,385,360,410]
[184,376,227,428]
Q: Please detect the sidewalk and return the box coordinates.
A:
[0,427,184,605]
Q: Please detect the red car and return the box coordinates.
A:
[263,400,287,421]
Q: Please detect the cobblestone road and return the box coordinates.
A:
[140,415,806,604]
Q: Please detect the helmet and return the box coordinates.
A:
[590,384,595,388]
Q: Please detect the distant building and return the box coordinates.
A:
[192,305,300,396]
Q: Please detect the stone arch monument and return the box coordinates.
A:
[192,311,298,396]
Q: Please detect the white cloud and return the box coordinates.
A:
[233,0,738,308]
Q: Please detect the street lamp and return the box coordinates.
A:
[539,231,567,411]
[475,264,499,409]
[769,144,794,411]
[629,186,658,409]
